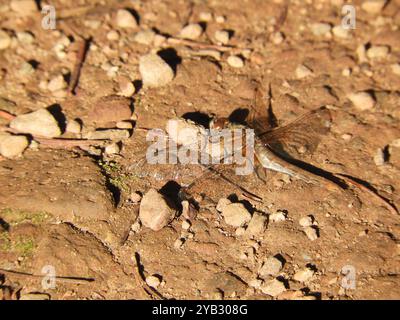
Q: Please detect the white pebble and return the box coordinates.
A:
[269,211,287,223]
[216,198,231,212]
[199,12,213,22]
[271,31,284,44]
[367,45,390,60]
[259,256,283,277]
[260,279,286,297]
[215,15,226,23]
[0,30,11,50]
[145,275,161,288]
[391,63,400,76]
[106,30,120,41]
[227,55,244,68]
[134,30,156,45]
[214,30,230,44]
[332,25,350,39]
[373,148,385,166]
[139,188,176,231]
[310,23,332,37]
[299,215,314,227]
[295,64,313,79]
[10,108,61,138]
[0,133,29,158]
[303,226,319,241]
[347,91,375,111]
[293,268,314,282]
[105,142,121,155]
[361,0,387,14]
[222,203,251,227]
[182,219,191,230]
[179,24,203,40]
[115,9,138,29]
[47,75,67,92]
[139,53,174,88]
[66,119,81,134]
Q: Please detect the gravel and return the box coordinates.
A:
[367,45,390,60]
[296,64,313,79]
[227,55,244,68]
[139,188,176,231]
[293,268,314,282]
[260,279,286,297]
[139,53,174,87]
[214,30,230,44]
[245,213,268,236]
[222,203,252,227]
[0,133,29,158]
[10,108,62,138]
[179,24,203,40]
[361,0,387,14]
[347,91,375,111]
[115,9,138,29]
[259,256,283,277]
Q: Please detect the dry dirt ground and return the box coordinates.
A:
[1,0,400,300]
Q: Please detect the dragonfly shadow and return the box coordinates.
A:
[159,181,183,210]
[182,112,212,128]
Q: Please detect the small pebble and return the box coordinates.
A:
[367,45,390,60]
[174,238,184,249]
[10,108,61,138]
[179,23,203,40]
[118,77,135,97]
[332,25,350,39]
[115,9,138,29]
[129,192,142,203]
[216,198,231,212]
[139,53,174,87]
[0,133,29,158]
[139,188,176,231]
[373,148,385,166]
[16,31,35,44]
[105,142,121,155]
[248,279,262,289]
[0,30,11,50]
[303,226,319,241]
[361,0,387,14]
[199,12,213,22]
[66,119,81,134]
[47,75,67,92]
[182,219,191,230]
[271,31,284,44]
[299,215,314,227]
[214,30,230,44]
[295,64,313,79]
[146,275,161,288]
[342,68,351,77]
[260,279,286,297]
[106,30,120,41]
[227,55,244,68]
[222,203,251,227]
[293,268,314,283]
[116,121,133,129]
[391,63,400,75]
[310,22,332,37]
[215,15,226,23]
[245,213,268,236]
[347,91,375,111]
[269,211,287,223]
[259,256,283,277]
[134,30,156,45]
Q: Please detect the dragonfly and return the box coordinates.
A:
[133,81,340,205]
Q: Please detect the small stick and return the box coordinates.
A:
[0,268,95,285]
[166,37,248,54]
[0,110,15,121]
[334,173,399,215]
[69,37,91,95]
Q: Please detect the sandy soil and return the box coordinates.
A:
[1,0,400,300]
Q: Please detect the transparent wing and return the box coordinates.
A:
[258,106,332,157]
